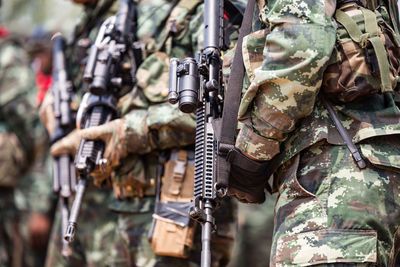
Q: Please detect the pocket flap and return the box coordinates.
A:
[360,136,400,170]
[275,229,377,266]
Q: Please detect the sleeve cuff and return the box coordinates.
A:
[235,123,280,161]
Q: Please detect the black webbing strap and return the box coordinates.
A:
[216,0,256,189]
[219,0,256,148]
[321,96,367,169]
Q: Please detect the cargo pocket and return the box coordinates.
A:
[272,144,379,266]
[274,154,327,234]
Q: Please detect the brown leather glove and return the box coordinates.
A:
[51,117,151,183]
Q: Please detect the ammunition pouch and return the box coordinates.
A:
[111,155,155,199]
[322,2,400,102]
[150,149,196,258]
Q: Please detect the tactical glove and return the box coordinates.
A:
[227,147,269,204]
[50,115,152,181]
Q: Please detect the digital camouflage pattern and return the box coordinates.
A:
[236,0,337,161]
[233,0,400,265]
[272,140,400,266]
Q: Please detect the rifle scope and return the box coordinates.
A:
[168,57,199,113]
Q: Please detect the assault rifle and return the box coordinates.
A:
[168,1,233,266]
[50,34,76,257]
[64,0,141,243]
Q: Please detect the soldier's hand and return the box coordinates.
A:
[50,128,82,157]
[50,119,128,180]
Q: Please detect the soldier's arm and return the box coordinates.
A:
[235,0,337,161]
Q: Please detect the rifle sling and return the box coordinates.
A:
[215,0,256,189]
[219,0,256,149]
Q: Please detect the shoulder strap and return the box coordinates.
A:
[335,7,393,93]
[219,0,256,147]
[216,0,256,188]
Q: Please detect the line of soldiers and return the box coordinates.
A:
[1,0,274,266]
[1,0,400,266]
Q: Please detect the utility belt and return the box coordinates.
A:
[148,149,196,258]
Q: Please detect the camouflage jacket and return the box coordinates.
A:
[0,36,46,188]
[110,0,203,212]
[234,0,400,191]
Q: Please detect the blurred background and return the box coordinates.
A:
[1,0,82,37]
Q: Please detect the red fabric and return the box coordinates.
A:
[36,71,52,106]
[0,26,9,38]
[224,11,229,20]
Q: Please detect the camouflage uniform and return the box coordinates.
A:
[44,1,119,266]
[107,0,238,265]
[234,0,400,265]
[0,35,47,266]
[229,195,276,267]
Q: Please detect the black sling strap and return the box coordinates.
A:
[216,0,257,188]
[220,0,255,146]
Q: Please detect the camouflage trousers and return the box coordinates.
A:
[110,196,237,267]
[45,188,117,267]
[228,195,276,267]
[271,140,400,266]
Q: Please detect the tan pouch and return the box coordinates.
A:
[151,149,196,258]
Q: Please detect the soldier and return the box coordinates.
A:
[0,27,49,266]
[48,0,243,266]
[39,0,119,266]
[226,0,400,265]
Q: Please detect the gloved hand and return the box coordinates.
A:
[226,148,269,204]
[51,116,152,182]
